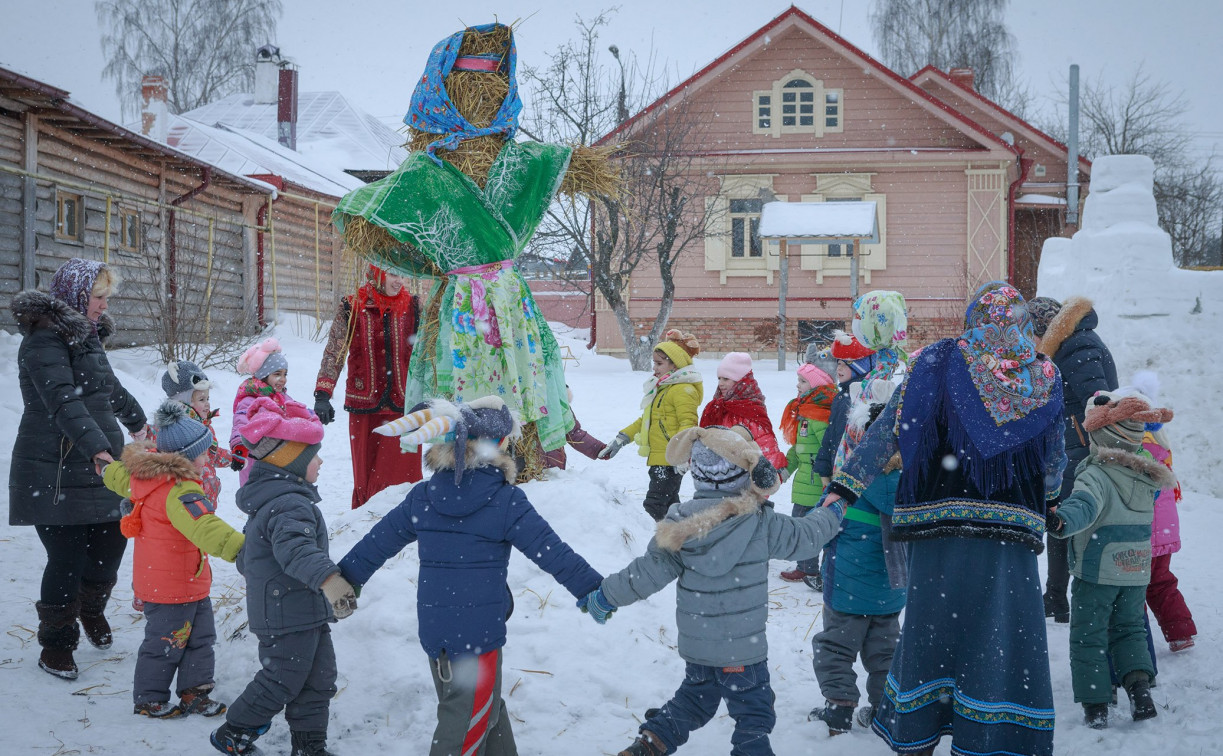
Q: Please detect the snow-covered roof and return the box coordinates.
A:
[758,201,879,241]
[181,90,407,175]
[161,114,365,197]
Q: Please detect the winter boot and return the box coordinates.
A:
[180,684,227,717]
[78,578,116,650]
[211,722,269,755]
[1082,702,1108,729]
[1043,592,1070,624]
[1124,672,1158,721]
[855,703,875,729]
[802,571,824,591]
[780,568,810,582]
[134,701,187,719]
[36,601,80,680]
[617,729,668,756]
[290,730,335,756]
[808,701,854,735]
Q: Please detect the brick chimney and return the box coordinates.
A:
[949,67,975,91]
[140,74,168,142]
[277,66,299,151]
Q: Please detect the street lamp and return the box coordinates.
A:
[609,44,628,125]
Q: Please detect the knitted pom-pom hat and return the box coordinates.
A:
[654,329,701,370]
[796,362,834,388]
[153,400,213,461]
[237,338,288,380]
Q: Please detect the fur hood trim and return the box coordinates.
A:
[424,441,518,484]
[1096,447,1177,491]
[1039,296,1093,357]
[654,490,761,551]
[119,443,199,481]
[10,290,94,344]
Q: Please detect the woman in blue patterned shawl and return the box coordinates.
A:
[823,281,1066,756]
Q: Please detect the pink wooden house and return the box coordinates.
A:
[592,6,1089,356]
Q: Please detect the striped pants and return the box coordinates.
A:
[428,649,516,756]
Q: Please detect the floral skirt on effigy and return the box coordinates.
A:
[871,536,1055,756]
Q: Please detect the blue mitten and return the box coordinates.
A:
[577,587,616,624]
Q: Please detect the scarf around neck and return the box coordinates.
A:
[404,23,522,167]
[700,371,771,430]
[780,384,838,445]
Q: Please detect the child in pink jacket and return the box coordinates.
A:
[230,338,315,485]
[1133,372,1195,651]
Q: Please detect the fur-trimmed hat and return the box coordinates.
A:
[654,329,701,370]
[237,338,288,380]
[153,400,213,461]
[665,425,780,499]
[1083,390,1173,452]
[162,360,211,402]
[374,396,520,485]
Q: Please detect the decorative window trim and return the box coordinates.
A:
[56,190,84,242]
[798,174,887,284]
[118,207,141,252]
[753,69,844,138]
[703,174,783,284]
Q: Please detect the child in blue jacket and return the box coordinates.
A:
[809,379,907,735]
[338,397,602,756]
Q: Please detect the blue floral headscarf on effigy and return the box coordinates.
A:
[404,23,522,167]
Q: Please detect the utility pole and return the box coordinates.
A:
[609,45,628,125]
[1067,64,1080,227]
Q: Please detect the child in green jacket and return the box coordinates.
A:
[1049,389,1175,730]
[778,361,838,583]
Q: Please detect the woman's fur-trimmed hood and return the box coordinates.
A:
[1039,296,1094,357]
[1095,447,1177,492]
[654,490,762,552]
[424,441,518,484]
[10,289,116,346]
[119,442,199,481]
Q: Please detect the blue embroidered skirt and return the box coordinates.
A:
[872,537,1055,755]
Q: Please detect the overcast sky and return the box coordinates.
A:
[2,0,1219,162]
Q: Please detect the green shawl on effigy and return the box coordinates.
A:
[332,139,575,450]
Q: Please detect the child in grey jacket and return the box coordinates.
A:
[1049,389,1175,730]
[578,425,846,756]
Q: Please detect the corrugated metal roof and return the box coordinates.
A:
[181,91,407,174]
[162,114,365,198]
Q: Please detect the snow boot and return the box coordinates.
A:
[808,701,854,734]
[1083,702,1108,729]
[855,703,875,729]
[211,722,269,755]
[78,578,116,650]
[617,729,668,756]
[802,571,824,591]
[134,701,187,719]
[1124,673,1158,721]
[1043,592,1069,624]
[780,568,810,583]
[180,684,227,716]
[290,730,335,756]
[36,601,80,680]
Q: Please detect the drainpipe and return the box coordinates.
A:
[1066,64,1081,228]
[255,201,269,328]
[1006,151,1031,286]
[167,167,212,302]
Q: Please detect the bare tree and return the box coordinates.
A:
[1044,65,1223,266]
[870,0,1029,112]
[97,0,282,118]
[522,12,726,370]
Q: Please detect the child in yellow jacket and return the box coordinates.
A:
[103,401,244,719]
[600,329,703,520]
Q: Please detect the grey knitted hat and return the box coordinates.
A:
[153,401,212,461]
[254,351,289,380]
[689,438,751,493]
[162,360,211,402]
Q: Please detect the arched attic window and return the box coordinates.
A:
[753,70,844,138]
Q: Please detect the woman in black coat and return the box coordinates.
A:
[8,258,147,680]
[1028,296,1118,623]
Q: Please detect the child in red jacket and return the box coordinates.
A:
[700,352,787,471]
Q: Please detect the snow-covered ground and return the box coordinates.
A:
[0,314,1219,755]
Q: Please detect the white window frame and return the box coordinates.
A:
[703,174,783,284]
[753,69,844,138]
